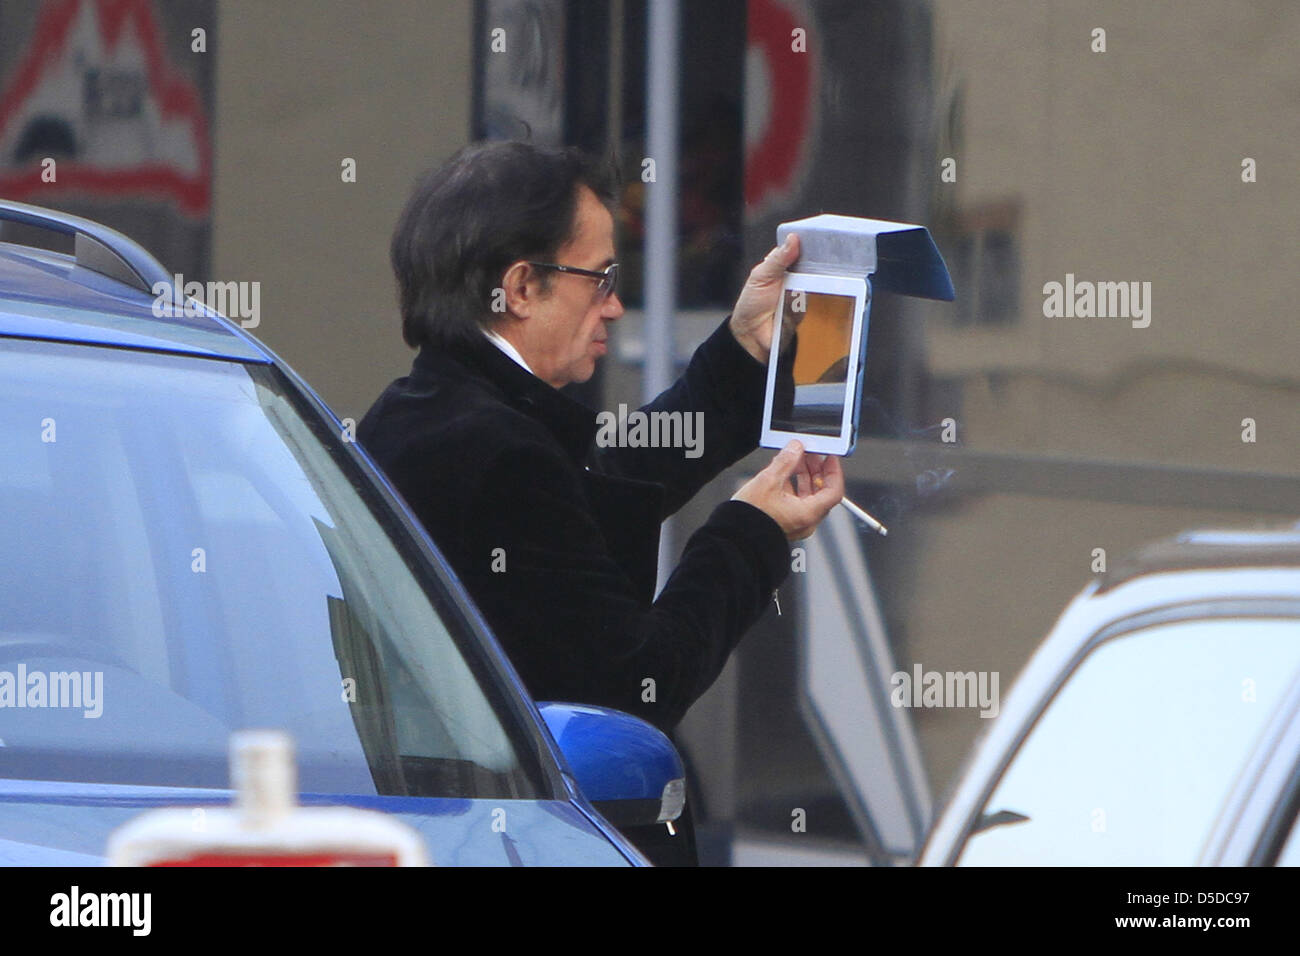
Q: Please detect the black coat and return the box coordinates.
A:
[358,315,793,734]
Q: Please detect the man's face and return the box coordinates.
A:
[524,186,624,389]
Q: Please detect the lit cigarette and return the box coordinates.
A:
[839,495,888,536]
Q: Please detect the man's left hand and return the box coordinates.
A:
[729,233,801,364]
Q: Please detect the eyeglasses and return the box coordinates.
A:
[526,261,619,300]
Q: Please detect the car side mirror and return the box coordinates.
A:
[537,703,685,828]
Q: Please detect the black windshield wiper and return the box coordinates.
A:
[970,808,1031,835]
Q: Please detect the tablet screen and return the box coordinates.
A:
[769,288,857,437]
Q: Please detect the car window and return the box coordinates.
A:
[957,616,1300,865]
[0,337,548,800]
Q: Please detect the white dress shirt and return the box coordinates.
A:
[482,327,536,377]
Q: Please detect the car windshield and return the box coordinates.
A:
[0,336,547,800]
[958,614,1300,865]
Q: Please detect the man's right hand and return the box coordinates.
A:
[732,440,845,541]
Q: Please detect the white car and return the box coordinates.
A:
[920,527,1300,866]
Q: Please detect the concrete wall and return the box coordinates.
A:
[210,0,474,422]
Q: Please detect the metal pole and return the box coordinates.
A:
[645,0,679,593]
[606,0,624,155]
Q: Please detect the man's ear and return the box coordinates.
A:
[501,260,543,319]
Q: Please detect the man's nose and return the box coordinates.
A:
[603,291,625,319]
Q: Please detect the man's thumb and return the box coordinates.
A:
[775,232,799,266]
[757,234,799,277]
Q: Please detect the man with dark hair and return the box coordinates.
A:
[390,141,621,352]
[359,140,843,865]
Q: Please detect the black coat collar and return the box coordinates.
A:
[409,331,599,465]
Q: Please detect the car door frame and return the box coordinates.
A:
[1201,666,1300,865]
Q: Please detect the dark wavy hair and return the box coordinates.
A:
[391,141,619,349]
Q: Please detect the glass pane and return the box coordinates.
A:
[958,617,1300,865]
[0,338,545,799]
[770,289,856,438]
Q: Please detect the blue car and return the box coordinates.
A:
[0,200,683,866]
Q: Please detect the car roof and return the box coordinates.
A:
[1100,526,1300,592]
[990,526,1300,735]
[0,241,268,363]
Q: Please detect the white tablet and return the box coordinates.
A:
[759,271,870,457]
